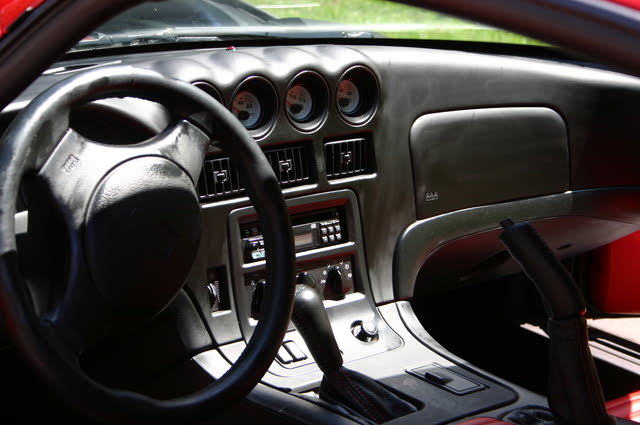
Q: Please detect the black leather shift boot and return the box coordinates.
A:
[291,283,417,423]
[319,366,417,424]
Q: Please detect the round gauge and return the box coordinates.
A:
[285,71,329,132]
[286,84,313,122]
[232,90,262,129]
[192,81,223,105]
[336,66,379,126]
[337,79,361,115]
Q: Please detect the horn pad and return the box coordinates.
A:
[85,156,201,320]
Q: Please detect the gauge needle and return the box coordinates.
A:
[288,102,303,114]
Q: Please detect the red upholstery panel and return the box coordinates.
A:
[590,231,640,314]
[453,392,640,425]
[455,418,511,425]
[607,390,640,421]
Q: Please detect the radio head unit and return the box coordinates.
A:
[241,208,346,263]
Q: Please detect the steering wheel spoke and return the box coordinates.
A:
[142,119,211,184]
[38,128,138,229]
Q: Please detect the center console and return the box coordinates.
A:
[224,189,403,390]
[194,189,544,423]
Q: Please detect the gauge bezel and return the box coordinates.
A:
[285,70,329,133]
[336,66,379,126]
[230,76,277,139]
[192,81,224,106]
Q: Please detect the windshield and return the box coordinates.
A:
[73,0,544,52]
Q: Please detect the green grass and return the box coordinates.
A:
[246,0,546,45]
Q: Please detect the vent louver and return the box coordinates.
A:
[324,137,375,179]
[265,145,312,186]
[197,157,244,201]
[197,144,313,202]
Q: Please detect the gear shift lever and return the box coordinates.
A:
[291,283,343,374]
[291,276,417,424]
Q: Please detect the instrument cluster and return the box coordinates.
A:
[194,65,379,139]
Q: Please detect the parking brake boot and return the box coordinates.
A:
[500,219,613,425]
[291,283,417,424]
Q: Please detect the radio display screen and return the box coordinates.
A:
[294,231,313,247]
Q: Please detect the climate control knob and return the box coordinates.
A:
[325,266,351,300]
[296,272,317,288]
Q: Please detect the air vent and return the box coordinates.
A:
[198,157,244,201]
[264,145,312,187]
[197,144,314,202]
[324,137,375,179]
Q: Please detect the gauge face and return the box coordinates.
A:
[337,79,360,115]
[232,90,262,129]
[286,84,313,122]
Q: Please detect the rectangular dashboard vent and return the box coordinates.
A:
[324,137,375,179]
[198,144,313,202]
[265,144,312,186]
[198,157,244,200]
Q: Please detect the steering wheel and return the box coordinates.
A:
[0,66,296,424]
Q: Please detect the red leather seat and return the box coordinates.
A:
[455,418,511,424]
[454,391,640,425]
[607,390,640,422]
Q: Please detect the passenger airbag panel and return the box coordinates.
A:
[410,107,569,218]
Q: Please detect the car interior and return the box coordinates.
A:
[0,0,639,424]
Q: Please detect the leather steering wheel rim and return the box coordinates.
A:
[0,66,296,425]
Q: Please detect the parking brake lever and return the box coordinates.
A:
[291,278,417,424]
[499,218,585,319]
[500,219,611,425]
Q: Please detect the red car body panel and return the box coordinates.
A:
[610,0,640,9]
[0,0,45,37]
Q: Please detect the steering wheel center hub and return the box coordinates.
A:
[85,156,201,320]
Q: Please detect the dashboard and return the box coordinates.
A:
[4,42,640,423]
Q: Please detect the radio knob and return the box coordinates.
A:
[251,279,267,320]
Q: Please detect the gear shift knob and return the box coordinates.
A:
[291,280,343,374]
[291,274,418,423]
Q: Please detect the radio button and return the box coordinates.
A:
[251,250,266,260]
[322,236,329,244]
[321,227,328,235]
[336,234,342,241]
[335,225,341,232]
[328,226,335,233]
[329,235,336,242]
